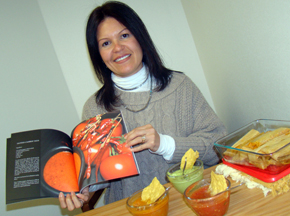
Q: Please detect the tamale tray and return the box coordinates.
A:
[214,119,290,180]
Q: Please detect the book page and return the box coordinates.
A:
[6,129,78,204]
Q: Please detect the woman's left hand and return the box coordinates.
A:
[58,187,89,211]
[124,124,160,152]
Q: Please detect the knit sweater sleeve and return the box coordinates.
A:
[169,76,227,167]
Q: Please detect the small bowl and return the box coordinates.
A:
[184,178,231,216]
[166,159,204,193]
[126,186,169,216]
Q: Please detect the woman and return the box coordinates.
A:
[59,0,226,211]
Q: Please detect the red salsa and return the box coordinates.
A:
[190,185,212,199]
[188,185,230,216]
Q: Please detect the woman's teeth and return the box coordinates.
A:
[115,54,130,62]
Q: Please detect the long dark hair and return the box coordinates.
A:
[86,1,172,111]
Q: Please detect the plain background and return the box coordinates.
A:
[1,0,290,215]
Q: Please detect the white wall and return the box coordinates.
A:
[182,0,290,133]
[1,0,81,215]
[1,0,210,215]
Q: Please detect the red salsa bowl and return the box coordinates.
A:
[184,178,231,216]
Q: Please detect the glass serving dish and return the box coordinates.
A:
[184,178,231,216]
[126,186,169,216]
[214,119,290,182]
[166,159,204,194]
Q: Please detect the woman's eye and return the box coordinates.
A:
[121,33,129,39]
[102,41,110,47]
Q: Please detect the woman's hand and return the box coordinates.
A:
[59,187,89,211]
[125,124,160,152]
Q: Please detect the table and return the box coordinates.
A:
[77,164,290,216]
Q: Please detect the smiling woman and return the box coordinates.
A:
[58,0,226,212]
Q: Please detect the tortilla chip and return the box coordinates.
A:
[208,171,227,196]
[180,148,199,170]
[141,177,165,204]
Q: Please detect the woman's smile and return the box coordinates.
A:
[114,54,131,63]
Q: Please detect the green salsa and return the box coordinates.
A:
[167,166,203,193]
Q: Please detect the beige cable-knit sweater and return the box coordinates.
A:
[82,71,227,204]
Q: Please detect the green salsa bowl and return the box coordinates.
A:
[166,159,204,193]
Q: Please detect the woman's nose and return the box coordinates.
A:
[113,41,123,52]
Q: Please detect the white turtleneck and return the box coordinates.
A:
[111,64,151,92]
[111,64,175,161]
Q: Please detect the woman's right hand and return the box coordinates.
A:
[125,124,160,152]
[59,187,89,211]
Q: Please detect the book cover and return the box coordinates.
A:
[6,111,139,204]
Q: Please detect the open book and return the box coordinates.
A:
[6,111,139,204]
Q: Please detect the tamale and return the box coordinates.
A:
[261,136,290,154]
[224,129,260,158]
[256,134,290,153]
[260,137,290,162]
[246,128,290,150]
[232,129,261,148]
[247,134,290,167]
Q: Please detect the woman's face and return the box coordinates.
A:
[97,17,143,77]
